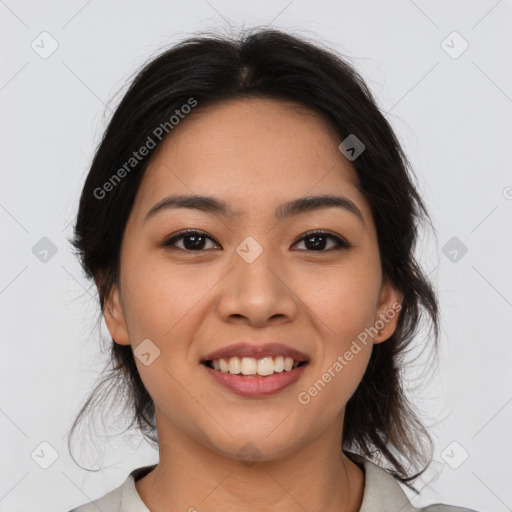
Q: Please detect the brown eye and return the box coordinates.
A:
[162,230,351,253]
[292,231,352,252]
[163,230,220,251]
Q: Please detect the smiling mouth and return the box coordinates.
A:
[202,356,309,377]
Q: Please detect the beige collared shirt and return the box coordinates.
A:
[68,460,478,512]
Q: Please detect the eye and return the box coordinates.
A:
[162,229,352,252]
[162,230,220,251]
[292,231,352,252]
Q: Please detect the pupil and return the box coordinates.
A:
[305,235,326,250]
[184,234,205,250]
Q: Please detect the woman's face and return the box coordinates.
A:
[103,97,402,461]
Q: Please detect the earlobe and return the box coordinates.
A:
[102,283,131,346]
[374,279,403,344]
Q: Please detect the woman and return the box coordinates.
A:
[67,28,478,511]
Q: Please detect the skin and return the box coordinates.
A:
[101,97,403,511]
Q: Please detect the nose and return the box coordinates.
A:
[216,246,299,327]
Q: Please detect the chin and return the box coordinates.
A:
[200,424,305,464]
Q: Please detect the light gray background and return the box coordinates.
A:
[1,1,511,511]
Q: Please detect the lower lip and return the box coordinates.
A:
[202,363,308,398]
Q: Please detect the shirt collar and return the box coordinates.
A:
[122,459,417,512]
[358,459,417,512]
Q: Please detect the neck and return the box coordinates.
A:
[135,411,365,512]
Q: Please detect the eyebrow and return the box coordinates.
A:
[144,193,365,226]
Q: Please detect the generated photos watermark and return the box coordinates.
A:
[93,97,198,200]
[297,301,402,405]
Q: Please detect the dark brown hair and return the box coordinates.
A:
[68,27,439,485]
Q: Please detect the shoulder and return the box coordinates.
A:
[421,506,479,512]
[66,464,156,512]
[67,484,124,512]
[360,458,480,512]
[421,506,478,512]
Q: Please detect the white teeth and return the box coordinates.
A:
[274,356,284,372]
[219,358,229,373]
[257,357,274,376]
[209,355,305,376]
[240,357,257,375]
[228,356,241,374]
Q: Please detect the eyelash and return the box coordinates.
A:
[162,229,352,252]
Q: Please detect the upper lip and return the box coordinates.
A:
[201,342,309,363]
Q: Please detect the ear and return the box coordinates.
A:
[99,279,131,346]
[373,278,403,344]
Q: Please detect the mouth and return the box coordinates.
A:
[201,359,309,398]
[200,342,310,397]
[202,356,309,377]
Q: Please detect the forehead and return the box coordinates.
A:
[132,97,370,222]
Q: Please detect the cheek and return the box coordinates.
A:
[133,357,212,442]
[120,258,215,340]
[298,340,373,420]
[292,264,377,408]
[296,263,379,340]
[119,259,215,396]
